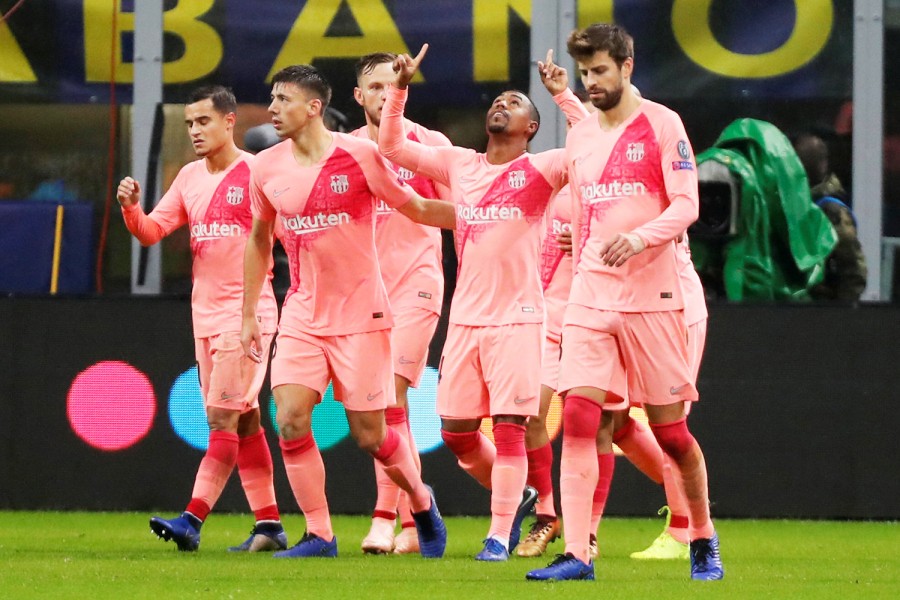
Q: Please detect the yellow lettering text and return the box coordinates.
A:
[84,0,222,84]
[577,0,614,28]
[0,19,37,82]
[472,0,530,82]
[672,0,833,78]
[268,0,420,83]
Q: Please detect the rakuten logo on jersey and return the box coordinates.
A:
[375,199,393,215]
[552,219,571,234]
[579,181,647,204]
[190,222,243,242]
[457,204,523,224]
[281,212,351,235]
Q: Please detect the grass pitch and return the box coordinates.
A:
[0,512,896,599]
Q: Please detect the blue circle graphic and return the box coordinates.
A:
[267,383,351,450]
[168,365,208,451]
[408,367,443,454]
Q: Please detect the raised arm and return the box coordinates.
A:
[377,46,454,186]
[117,176,182,245]
[538,48,591,127]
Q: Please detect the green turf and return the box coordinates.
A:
[0,512,896,599]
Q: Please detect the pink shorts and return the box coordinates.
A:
[687,318,707,384]
[270,326,394,412]
[391,306,439,387]
[560,306,697,407]
[196,331,273,413]
[437,323,542,419]
[540,332,562,390]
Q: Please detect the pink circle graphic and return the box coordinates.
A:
[67,361,157,451]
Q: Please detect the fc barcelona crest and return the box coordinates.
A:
[626,142,644,162]
[508,170,526,189]
[330,174,349,194]
[226,186,244,205]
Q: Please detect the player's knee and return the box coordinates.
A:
[650,418,695,461]
[275,408,311,440]
[441,428,480,457]
[207,407,240,433]
[352,428,383,454]
[563,394,602,439]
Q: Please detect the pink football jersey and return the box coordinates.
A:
[539,184,575,337]
[380,86,573,326]
[351,120,450,314]
[250,134,415,335]
[121,152,278,338]
[678,233,708,326]
[565,100,700,313]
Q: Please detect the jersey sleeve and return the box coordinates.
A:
[536,148,569,191]
[361,142,417,209]
[631,110,699,247]
[249,161,277,222]
[378,85,459,187]
[552,88,592,128]
[121,170,188,245]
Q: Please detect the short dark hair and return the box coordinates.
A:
[271,64,332,110]
[505,90,541,141]
[187,85,237,115]
[355,52,397,81]
[566,23,634,67]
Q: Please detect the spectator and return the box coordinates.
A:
[792,132,868,301]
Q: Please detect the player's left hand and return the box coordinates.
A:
[599,232,645,267]
[537,49,569,96]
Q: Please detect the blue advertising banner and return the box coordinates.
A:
[0,0,852,106]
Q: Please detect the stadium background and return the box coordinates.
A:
[1,296,897,519]
[1,1,898,520]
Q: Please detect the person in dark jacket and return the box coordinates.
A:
[792,132,868,301]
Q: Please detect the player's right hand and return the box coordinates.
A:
[556,230,573,255]
[392,43,429,90]
[116,177,141,208]
[537,48,569,96]
[241,316,263,363]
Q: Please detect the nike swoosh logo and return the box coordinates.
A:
[398,356,415,365]
[669,384,689,395]
[220,392,241,400]
[367,391,382,401]
[273,187,290,197]
[459,176,477,184]
[513,396,535,405]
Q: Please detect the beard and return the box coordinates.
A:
[366,104,382,127]
[487,121,508,134]
[591,82,624,112]
[486,111,509,134]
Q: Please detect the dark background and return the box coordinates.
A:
[1,296,897,519]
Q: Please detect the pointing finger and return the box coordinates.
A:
[412,43,429,67]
